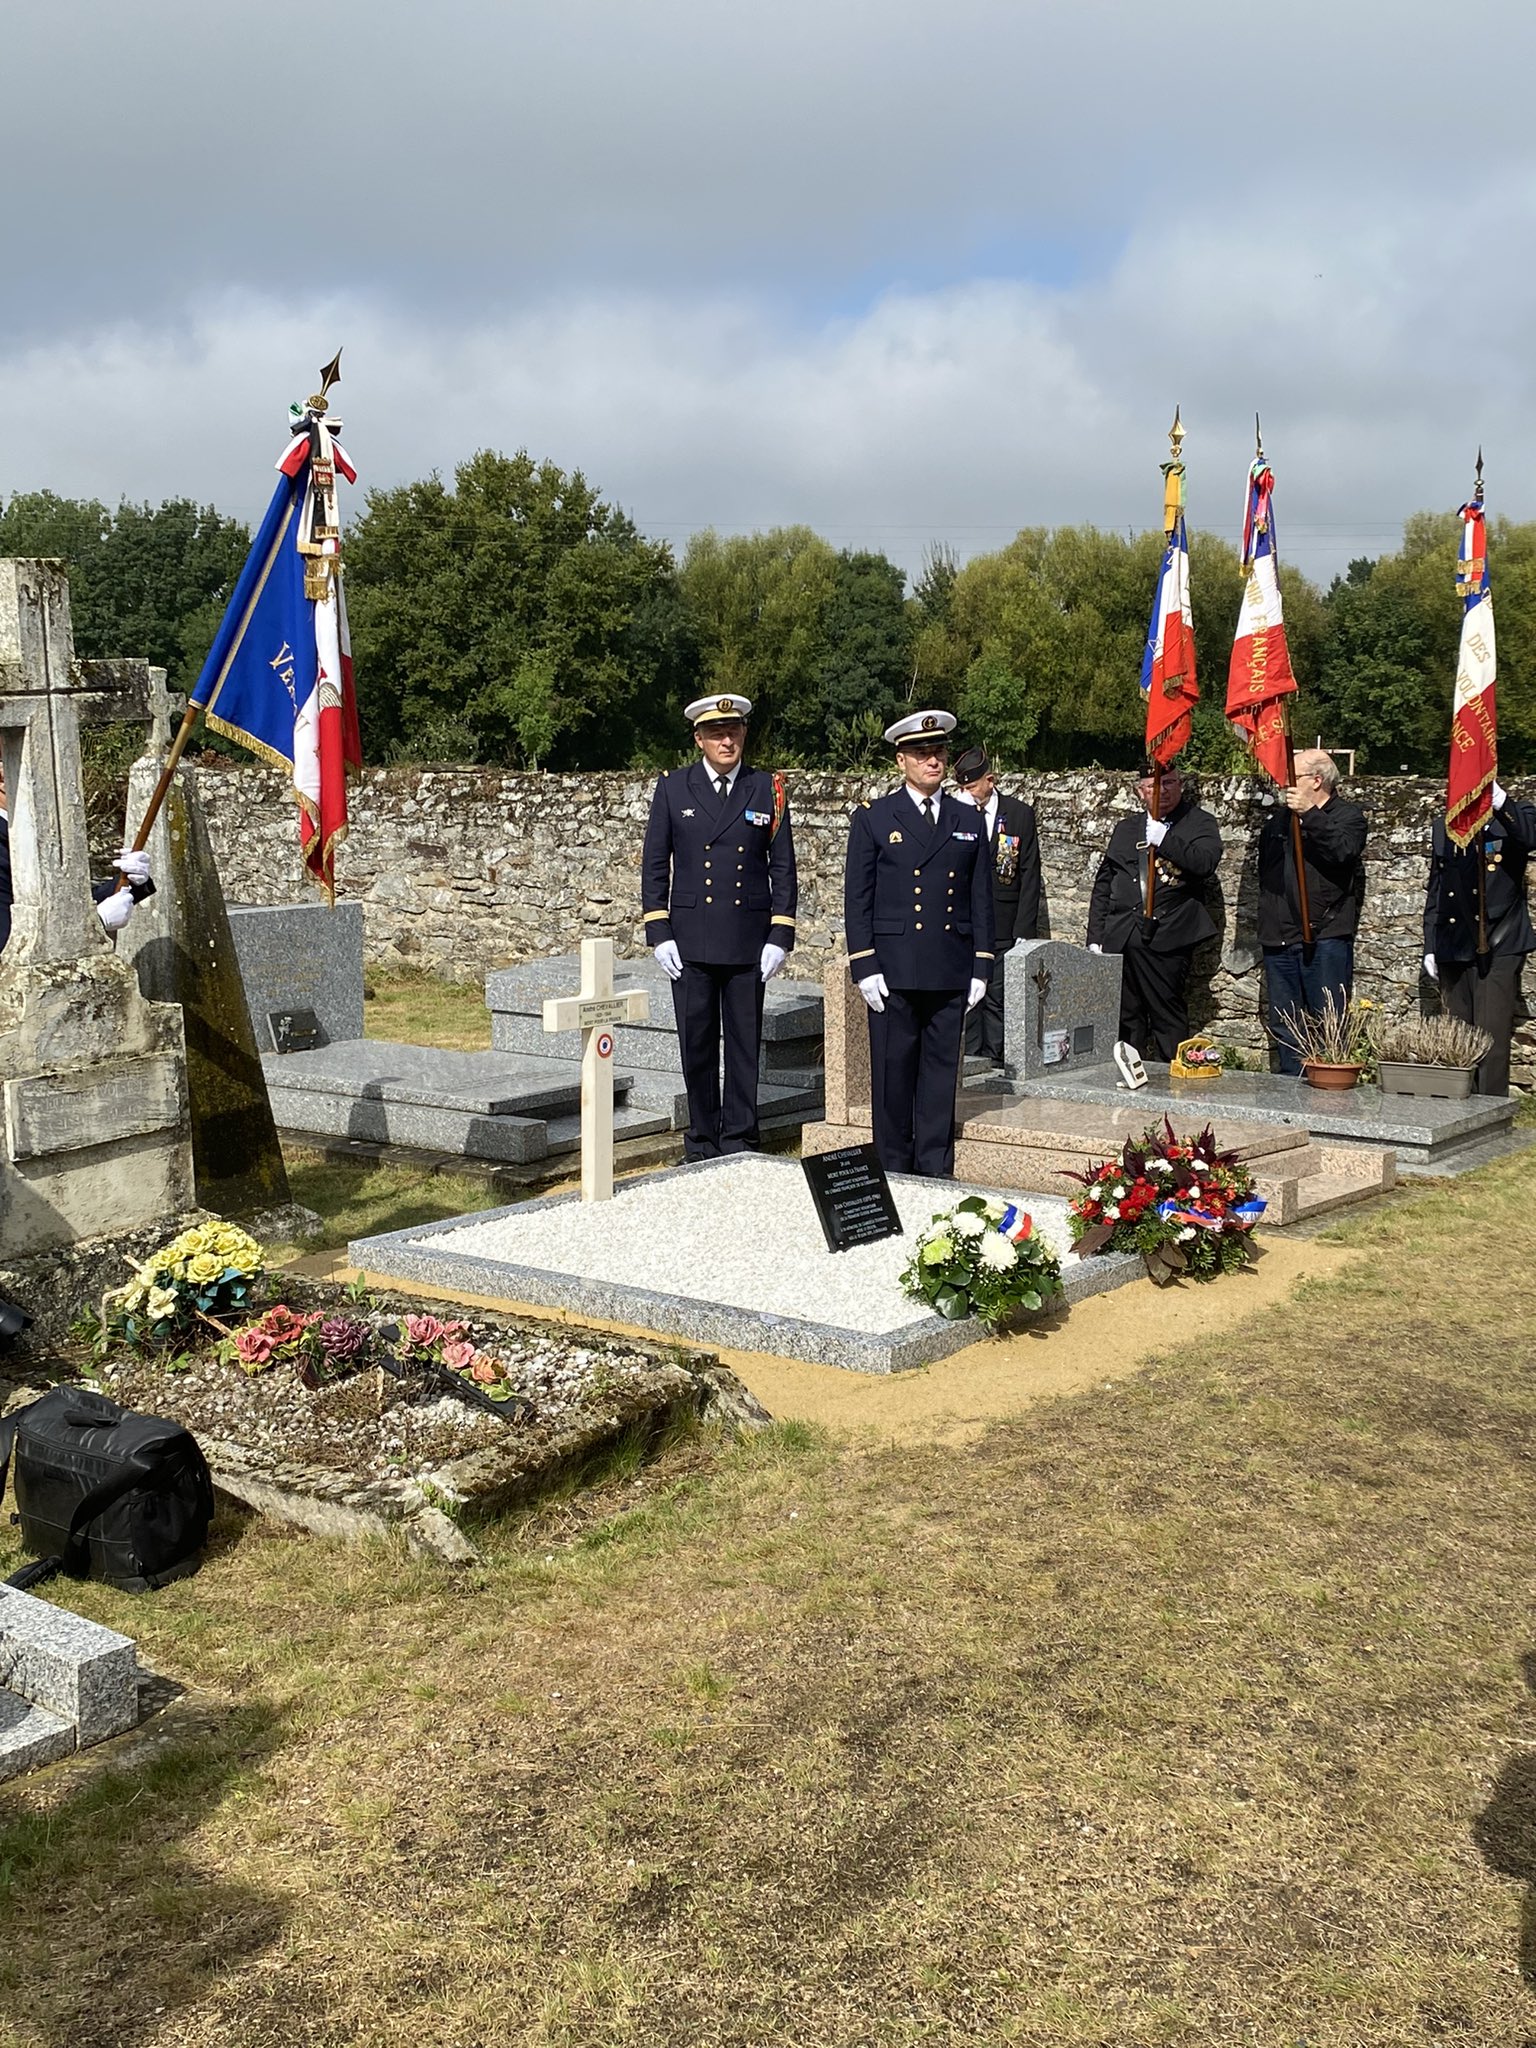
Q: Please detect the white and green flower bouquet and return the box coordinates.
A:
[899,1196,1064,1329]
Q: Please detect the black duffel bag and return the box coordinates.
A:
[0,1386,214,1593]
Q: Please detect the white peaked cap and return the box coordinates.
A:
[685,693,753,725]
[884,709,957,746]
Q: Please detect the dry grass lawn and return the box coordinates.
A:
[3,1156,1536,2046]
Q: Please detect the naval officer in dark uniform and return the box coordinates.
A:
[1087,761,1223,1061]
[1424,779,1536,1096]
[641,693,797,1159]
[844,710,994,1178]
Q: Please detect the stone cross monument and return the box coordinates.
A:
[541,938,649,1201]
[0,560,194,1253]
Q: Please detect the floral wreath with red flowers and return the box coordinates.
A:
[1065,1119,1265,1284]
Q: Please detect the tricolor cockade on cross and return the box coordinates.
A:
[187,353,363,899]
[1446,453,1498,850]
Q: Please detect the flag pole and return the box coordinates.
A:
[111,349,346,890]
[1259,412,1314,948]
[1473,447,1490,958]
[1145,406,1185,926]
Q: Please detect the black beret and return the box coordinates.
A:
[951,745,990,785]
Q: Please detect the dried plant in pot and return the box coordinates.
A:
[1373,1012,1491,1100]
[1274,990,1374,1090]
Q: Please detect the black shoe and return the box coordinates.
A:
[0,1295,31,1343]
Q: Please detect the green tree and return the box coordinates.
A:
[344,449,692,769]
[678,527,838,759]
[0,491,250,689]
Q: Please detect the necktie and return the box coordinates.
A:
[920,797,934,829]
[715,776,727,802]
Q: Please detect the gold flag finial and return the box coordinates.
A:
[1161,406,1186,536]
[1254,411,1264,462]
[1475,446,1485,504]
[308,348,344,414]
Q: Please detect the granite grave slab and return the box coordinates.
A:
[0,1582,140,1781]
[1023,1063,1513,1170]
[350,1153,1141,1376]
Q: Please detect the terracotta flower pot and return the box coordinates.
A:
[1301,1060,1365,1091]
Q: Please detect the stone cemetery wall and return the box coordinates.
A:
[197,763,1536,1074]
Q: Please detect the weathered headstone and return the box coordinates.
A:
[540,938,649,1201]
[122,746,291,1217]
[0,560,194,1252]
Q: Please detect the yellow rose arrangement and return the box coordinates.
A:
[100,1218,266,1355]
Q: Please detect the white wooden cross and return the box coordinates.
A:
[541,938,649,1202]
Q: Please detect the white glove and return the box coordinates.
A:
[113,847,152,886]
[97,888,136,934]
[1144,815,1169,846]
[759,942,787,984]
[653,939,683,981]
[1423,952,1438,981]
[1089,943,1104,955]
[966,976,988,1011]
[1493,781,1508,810]
[857,973,888,1013]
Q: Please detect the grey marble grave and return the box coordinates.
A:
[485,953,825,1116]
[1025,1063,1516,1172]
[262,1041,673,1164]
[1002,940,1123,1081]
[227,902,366,1050]
[0,1583,139,1782]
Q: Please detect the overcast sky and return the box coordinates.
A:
[4,0,1534,578]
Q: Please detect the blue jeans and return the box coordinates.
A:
[1264,939,1355,1075]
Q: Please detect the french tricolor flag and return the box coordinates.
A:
[1224,460,1298,785]
[1446,492,1497,848]
[1140,509,1198,766]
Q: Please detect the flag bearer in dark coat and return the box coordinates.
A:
[951,744,1043,1067]
[1257,749,1368,1075]
[844,710,994,1178]
[1423,779,1536,1096]
[641,694,798,1160]
[1087,762,1222,1062]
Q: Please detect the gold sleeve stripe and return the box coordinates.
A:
[770,914,797,928]
[974,951,995,960]
[848,947,876,961]
[642,909,671,923]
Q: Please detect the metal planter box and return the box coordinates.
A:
[1378,1060,1475,1100]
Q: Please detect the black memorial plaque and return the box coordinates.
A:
[801,1142,903,1254]
[268,1007,325,1055]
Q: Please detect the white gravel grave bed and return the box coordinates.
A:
[421,1156,1079,1331]
[348,1155,1141,1374]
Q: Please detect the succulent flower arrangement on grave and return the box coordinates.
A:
[223,1302,523,1402]
[1066,1120,1265,1284]
[900,1196,1064,1329]
[101,1221,265,1351]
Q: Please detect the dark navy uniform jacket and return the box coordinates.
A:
[844,788,995,989]
[1424,798,1536,962]
[1087,798,1223,955]
[641,761,797,967]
